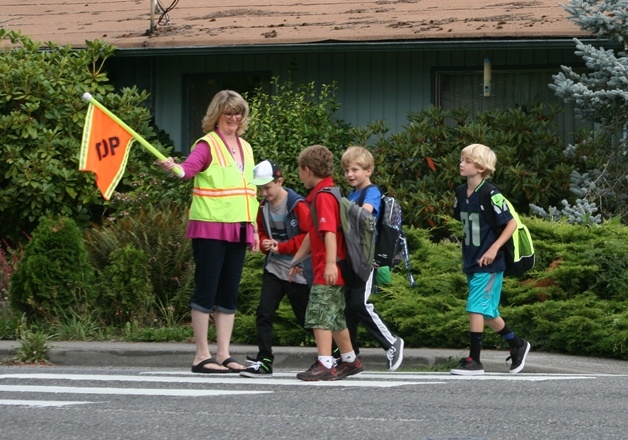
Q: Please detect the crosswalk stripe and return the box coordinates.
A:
[0,385,271,397]
[0,399,93,407]
[0,371,601,407]
[0,373,436,388]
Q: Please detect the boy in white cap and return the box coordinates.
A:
[241,160,313,377]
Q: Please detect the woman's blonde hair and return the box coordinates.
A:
[201,90,250,136]
[341,146,374,171]
[461,143,496,178]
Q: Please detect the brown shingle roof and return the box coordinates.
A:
[1,0,589,49]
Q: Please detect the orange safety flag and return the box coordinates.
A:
[79,103,135,200]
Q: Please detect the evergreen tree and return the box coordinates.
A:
[550,0,628,222]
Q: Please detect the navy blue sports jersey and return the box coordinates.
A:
[454,181,513,274]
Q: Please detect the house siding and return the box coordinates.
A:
[108,44,586,152]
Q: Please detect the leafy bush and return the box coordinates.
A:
[0,30,176,245]
[0,305,20,340]
[122,324,193,342]
[358,219,628,359]
[13,327,49,364]
[245,77,355,192]
[9,216,96,322]
[48,308,107,341]
[84,204,194,321]
[355,103,576,229]
[99,245,154,326]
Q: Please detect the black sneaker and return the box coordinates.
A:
[336,357,364,380]
[240,358,273,378]
[386,337,405,372]
[450,357,485,376]
[296,361,338,381]
[507,340,531,374]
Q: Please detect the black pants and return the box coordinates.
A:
[191,238,246,313]
[256,271,310,362]
[345,269,396,354]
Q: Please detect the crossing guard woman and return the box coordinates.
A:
[159,90,259,374]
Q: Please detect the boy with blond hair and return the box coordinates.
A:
[340,146,404,371]
[290,145,362,381]
[452,143,531,375]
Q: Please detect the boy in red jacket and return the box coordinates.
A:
[241,160,312,377]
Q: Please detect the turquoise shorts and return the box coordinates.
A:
[466,272,503,319]
[304,284,347,331]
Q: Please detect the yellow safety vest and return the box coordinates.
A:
[189,132,258,223]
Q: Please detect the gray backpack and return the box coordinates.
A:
[311,186,376,288]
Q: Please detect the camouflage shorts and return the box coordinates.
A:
[304,284,347,331]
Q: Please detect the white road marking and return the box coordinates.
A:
[0,373,436,388]
[143,370,600,382]
[0,385,271,397]
[0,399,93,407]
[0,371,601,407]
[351,372,598,381]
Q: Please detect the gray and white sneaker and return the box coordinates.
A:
[386,337,405,372]
[240,358,273,378]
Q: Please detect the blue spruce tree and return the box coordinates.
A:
[548,0,628,223]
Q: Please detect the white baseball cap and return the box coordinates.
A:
[251,160,283,185]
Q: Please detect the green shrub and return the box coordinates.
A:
[99,245,154,326]
[335,221,628,359]
[0,30,177,244]
[245,77,355,193]
[85,204,194,321]
[9,216,96,322]
[48,308,106,341]
[122,323,192,342]
[354,103,577,230]
[0,304,20,340]
[14,328,49,364]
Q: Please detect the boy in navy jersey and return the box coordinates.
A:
[452,143,531,375]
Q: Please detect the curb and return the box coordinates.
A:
[2,341,628,374]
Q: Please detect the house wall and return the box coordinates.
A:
[108,44,585,152]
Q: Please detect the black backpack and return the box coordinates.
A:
[358,185,416,287]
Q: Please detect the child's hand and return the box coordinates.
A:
[478,248,498,267]
[269,240,279,253]
[261,239,279,253]
[288,265,303,282]
[324,262,338,285]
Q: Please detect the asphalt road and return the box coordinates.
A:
[1,365,627,440]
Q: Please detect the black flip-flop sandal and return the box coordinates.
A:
[191,358,229,374]
[221,357,246,373]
